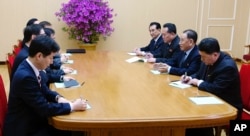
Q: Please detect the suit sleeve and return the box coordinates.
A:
[198,66,237,94]
[15,74,71,117]
[169,55,201,76]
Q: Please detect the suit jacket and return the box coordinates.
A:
[50,53,62,69]
[140,35,164,55]
[154,36,181,63]
[11,45,29,80]
[167,45,201,76]
[191,52,242,111]
[4,60,71,136]
[11,45,64,83]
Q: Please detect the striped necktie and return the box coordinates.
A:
[37,74,41,87]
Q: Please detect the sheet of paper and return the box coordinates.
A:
[127,52,136,56]
[86,103,91,109]
[126,57,145,63]
[54,82,80,88]
[64,60,74,64]
[189,96,224,105]
[169,81,192,89]
[150,70,161,75]
[70,70,77,75]
[61,53,72,56]
[54,82,65,88]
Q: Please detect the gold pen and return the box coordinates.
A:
[81,81,85,86]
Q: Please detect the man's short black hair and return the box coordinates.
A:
[198,37,220,54]
[163,23,176,34]
[29,35,60,57]
[149,22,161,29]
[183,29,198,43]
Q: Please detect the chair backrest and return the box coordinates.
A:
[0,74,7,136]
[6,53,15,80]
[239,63,250,119]
[13,45,21,55]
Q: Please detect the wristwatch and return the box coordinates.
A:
[60,76,64,82]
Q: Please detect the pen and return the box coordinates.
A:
[195,96,209,97]
[81,81,85,86]
[184,72,187,79]
[170,80,179,82]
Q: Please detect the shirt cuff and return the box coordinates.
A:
[69,102,73,112]
[197,80,204,86]
[167,66,171,73]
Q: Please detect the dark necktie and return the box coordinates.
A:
[203,65,211,80]
[37,74,41,87]
[179,52,187,67]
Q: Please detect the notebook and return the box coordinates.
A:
[66,49,86,53]
[64,80,80,88]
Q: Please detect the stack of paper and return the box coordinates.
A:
[125,57,146,63]
[169,81,192,89]
[189,96,224,105]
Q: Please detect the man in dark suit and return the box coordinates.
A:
[4,35,87,136]
[134,22,164,56]
[12,24,73,84]
[181,37,243,136]
[146,23,181,63]
[153,29,201,76]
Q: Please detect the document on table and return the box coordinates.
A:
[125,57,146,63]
[61,53,72,56]
[150,70,161,74]
[70,70,77,75]
[64,60,74,64]
[169,81,192,89]
[86,103,91,109]
[189,96,224,105]
[127,52,136,56]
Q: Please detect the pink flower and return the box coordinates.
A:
[55,0,114,43]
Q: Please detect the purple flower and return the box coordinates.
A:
[55,0,114,43]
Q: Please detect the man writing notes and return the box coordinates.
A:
[134,22,164,56]
[181,37,242,136]
[145,23,181,63]
[153,29,201,76]
[4,35,87,136]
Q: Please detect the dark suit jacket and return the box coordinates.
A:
[154,36,181,63]
[167,45,201,76]
[11,45,64,83]
[140,35,164,55]
[50,53,62,69]
[4,60,71,136]
[11,45,29,80]
[191,52,242,111]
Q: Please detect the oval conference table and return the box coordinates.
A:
[49,51,237,136]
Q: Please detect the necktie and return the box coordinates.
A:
[203,65,210,80]
[179,52,187,67]
[37,74,41,87]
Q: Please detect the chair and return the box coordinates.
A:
[243,44,250,61]
[12,45,21,55]
[0,74,7,136]
[17,39,22,48]
[239,63,250,119]
[215,63,250,136]
[6,53,15,79]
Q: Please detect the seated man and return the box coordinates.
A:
[4,35,87,136]
[181,37,242,136]
[133,22,164,56]
[153,29,201,76]
[145,23,181,63]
